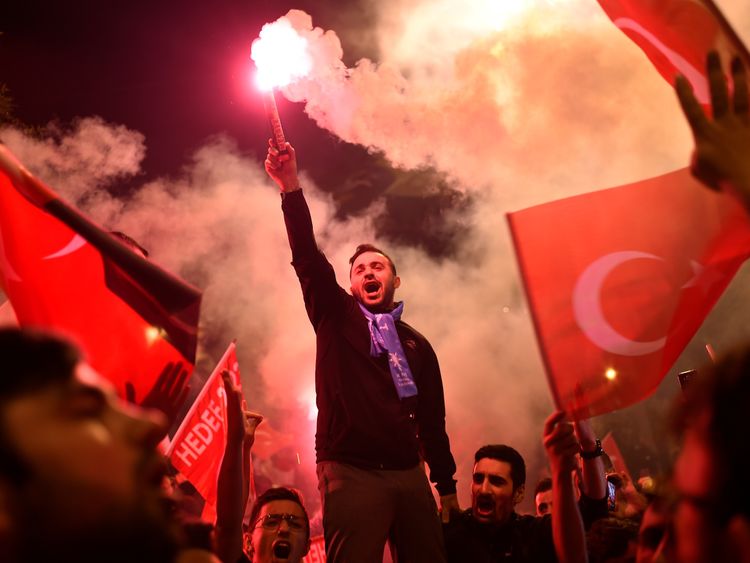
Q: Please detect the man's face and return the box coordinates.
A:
[250,499,310,563]
[1,362,178,561]
[471,458,522,526]
[350,251,400,313]
[535,489,553,516]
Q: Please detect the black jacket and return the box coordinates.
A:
[443,510,557,563]
[282,189,457,495]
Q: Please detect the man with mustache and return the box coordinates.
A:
[266,141,459,563]
[443,411,587,562]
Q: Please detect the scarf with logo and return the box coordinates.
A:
[358,301,418,399]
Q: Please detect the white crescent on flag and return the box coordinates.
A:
[43,234,88,259]
[573,250,667,356]
[614,17,710,103]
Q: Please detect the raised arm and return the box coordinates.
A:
[543,411,588,563]
[265,140,349,327]
[676,51,750,210]
[574,418,607,501]
[215,370,253,563]
[574,418,608,529]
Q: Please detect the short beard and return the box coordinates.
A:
[9,479,182,563]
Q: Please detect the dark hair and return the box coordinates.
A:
[248,487,310,543]
[0,328,80,398]
[671,346,750,521]
[475,444,526,491]
[0,328,81,483]
[534,477,552,496]
[348,243,397,276]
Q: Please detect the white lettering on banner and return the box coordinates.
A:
[202,399,223,431]
[173,387,229,468]
[174,441,200,467]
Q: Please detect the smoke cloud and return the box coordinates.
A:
[3,0,750,513]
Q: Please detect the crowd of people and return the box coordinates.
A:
[0,52,748,563]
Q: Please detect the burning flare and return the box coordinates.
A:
[251,15,313,150]
[251,17,312,91]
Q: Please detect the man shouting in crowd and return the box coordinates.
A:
[266,140,459,563]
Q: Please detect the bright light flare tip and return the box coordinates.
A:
[251,19,312,91]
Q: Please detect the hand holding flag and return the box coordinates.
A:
[508,169,750,419]
[510,0,750,419]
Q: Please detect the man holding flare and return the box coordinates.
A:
[265,139,459,563]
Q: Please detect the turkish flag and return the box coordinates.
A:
[508,168,750,419]
[0,145,201,400]
[168,342,241,521]
[596,0,750,110]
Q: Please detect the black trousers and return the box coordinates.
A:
[317,461,447,563]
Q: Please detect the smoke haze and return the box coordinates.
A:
[3,0,750,511]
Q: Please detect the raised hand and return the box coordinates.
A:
[264,139,300,193]
[543,411,580,475]
[242,409,264,448]
[676,51,750,209]
[222,369,245,446]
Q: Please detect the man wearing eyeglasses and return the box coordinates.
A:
[246,487,311,563]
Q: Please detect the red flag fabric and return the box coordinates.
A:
[601,431,632,483]
[168,342,240,520]
[508,168,750,419]
[303,536,327,563]
[596,0,750,109]
[0,145,201,400]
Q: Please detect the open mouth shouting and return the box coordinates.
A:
[363,279,382,299]
[272,539,292,560]
[474,494,496,520]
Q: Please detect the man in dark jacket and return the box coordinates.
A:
[443,412,587,563]
[265,140,459,563]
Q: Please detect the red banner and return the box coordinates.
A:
[508,168,750,418]
[0,145,201,400]
[168,342,240,519]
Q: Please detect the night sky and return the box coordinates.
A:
[1,0,391,197]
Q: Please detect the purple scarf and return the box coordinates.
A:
[358,302,418,399]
